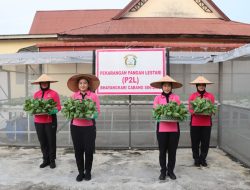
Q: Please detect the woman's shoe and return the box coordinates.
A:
[167,172,177,180]
[159,173,166,180]
[85,171,91,181]
[39,160,50,168]
[49,160,56,169]
[194,160,200,167]
[200,160,208,167]
[76,172,85,182]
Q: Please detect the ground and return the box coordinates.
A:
[0,147,249,190]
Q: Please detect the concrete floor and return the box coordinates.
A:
[0,147,249,190]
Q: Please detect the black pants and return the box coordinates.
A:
[35,122,57,162]
[190,126,211,162]
[157,123,180,174]
[71,124,96,173]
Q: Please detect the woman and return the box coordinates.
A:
[150,75,183,180]
[188,76,215,167]
[67,74,100,181]
[31,74,61,169]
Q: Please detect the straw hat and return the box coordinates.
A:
[31,74,58,85]
[190,76,213,85]
[150,75,183,89]
[67,74,100,92]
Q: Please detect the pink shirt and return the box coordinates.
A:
[71,90,100,127]
[188,91,215,127]
[153,93,181,132]
[33,89,61,123]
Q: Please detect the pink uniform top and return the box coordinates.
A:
[33,89,61,123]
[188,91,215,127]
[153,93,181,132]
[71,90,100,127]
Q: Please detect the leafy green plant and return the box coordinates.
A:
[153,101,188,122]
[23,98,57,115]
[191,97,216,115]
[62,98,97,120]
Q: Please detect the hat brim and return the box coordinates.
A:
[189,82,214,85]
[67,74,100,92]
[150,81,183,89]
[31,81,58,85]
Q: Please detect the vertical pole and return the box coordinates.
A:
[111,111,114,145]
[25,65,28,97]
[166,48,170,76]
[7,71,12,122]
[14,115,17,141]
[92,50,96,75]
[39,65,42,75]
[218,62,223,148]
[129,95,132,149]
[7,71,11,99]
[25,65,30,143]
[230,60,233,94]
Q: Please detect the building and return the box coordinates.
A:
[1,0,250,154]
[30,0,250,52]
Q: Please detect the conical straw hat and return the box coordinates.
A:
[31,74,58,85]
[190,76,213,85]
[150,75,183,89]
[67,74,100,92]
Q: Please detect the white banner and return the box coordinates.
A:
[96,48,166,95]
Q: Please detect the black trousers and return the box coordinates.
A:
[71,124,96,173]
[157,123,180,174]
[35,122,57,161]
[190,126,212,162]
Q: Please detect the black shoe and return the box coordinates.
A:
[200,160,208,167]
[194,160,200,167]
[50,160,56,169]
[167,172,177,180]
[85,172,91,181]
[159,173,166,180]
[39,161,50,168]
[76,173,85,182]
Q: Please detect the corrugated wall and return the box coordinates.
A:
[219,59,250,166]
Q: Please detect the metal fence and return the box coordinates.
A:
[0,102,219,148]
[0,59,219,148]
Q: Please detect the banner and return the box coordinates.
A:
[96,48,166,95]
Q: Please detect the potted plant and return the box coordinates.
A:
[23,98,57,115]
[191,97,216,115]
[62,98,97,120]
[153,101,188,122]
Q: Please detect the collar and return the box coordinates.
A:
[39,89,51,93]
[195,91,208,97]
[76,90,91,96]
[160,93,173,98]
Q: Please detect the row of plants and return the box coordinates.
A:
[23,97,216,121]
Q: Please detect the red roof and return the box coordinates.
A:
[61,18,250,36]
[29,10,120,34]
[29,10,250,37]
